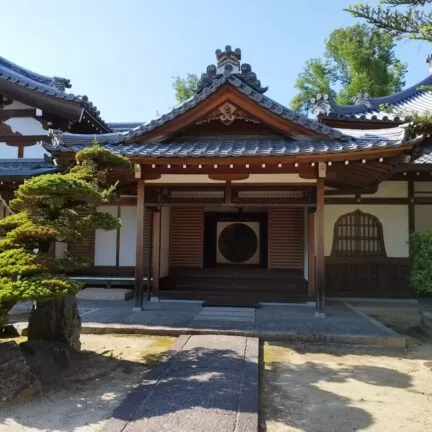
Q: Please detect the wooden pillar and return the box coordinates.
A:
[145,208,153,301]
[408,180,415,233]
[308,210,316,300]
[316,172,325,315]
[152,210,161,299]
[134,180,145,310]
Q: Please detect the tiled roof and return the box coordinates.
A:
[0,158,56,177]
[196,46,268,94]
[413,145,432,164]
[312,74,432,122]
[119,75,348,141]
[108,122,144,132]
[47,127,412,158]
[0,56,110,131]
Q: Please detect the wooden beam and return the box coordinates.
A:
[115,206,121,267]
[308,210,316,300]
[325,197,410,205]
[316,176,325,315]
[152,210,161,299]
[134,180,145,309]
[128,146,411,165]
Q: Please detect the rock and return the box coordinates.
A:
[12,322,28,336]
[420,310,432,336]
[0,324,20,338]
[0,341,40,405]
[27,294,81,350]
[19,340,77,385]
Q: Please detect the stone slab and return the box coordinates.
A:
[77,288,132,301]
[100,335,258,432]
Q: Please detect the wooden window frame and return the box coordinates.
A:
[331,209,386,257]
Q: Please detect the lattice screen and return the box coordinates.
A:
[331,210,386,257]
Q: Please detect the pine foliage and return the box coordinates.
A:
[0,144,130,327]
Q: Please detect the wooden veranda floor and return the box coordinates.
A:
[159,267,308,303]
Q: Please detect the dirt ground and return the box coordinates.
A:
[0,334,174,432]
[262,305,432,432]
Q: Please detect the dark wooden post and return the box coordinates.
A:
[152,210,161,300]
[408,180,415,233]
[134,180,145,310]
[316,170,326,316]
[145,208,153,301]
[308,210,316,300]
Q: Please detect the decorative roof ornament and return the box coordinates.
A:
[195,46,268,95]
[311,94,333,118]
[52,77,72,92]
[196,102,260,125]
[352,92,372,107]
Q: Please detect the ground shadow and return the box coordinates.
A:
[260,349,414,432]
[0,341,168,432]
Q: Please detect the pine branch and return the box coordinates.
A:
[346,2,432,42]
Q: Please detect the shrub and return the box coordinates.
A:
[410,231,432,295]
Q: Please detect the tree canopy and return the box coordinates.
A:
[172,73,199,103]
[290,23,407,114]
[0,143,130,329]
[346,1,432,43]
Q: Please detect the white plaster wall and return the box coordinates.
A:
[160,207,170,278]
[414,182,432,193]
[328,181,408,198]
[55,241,67,259]
[0,144,18,158]
[324,204,409,257]
[5,117,46,135]
[371,181,408,198]
[147,173,315,184]
[415,205,432,231]
[119,206,137,266]
[94,206,117,266]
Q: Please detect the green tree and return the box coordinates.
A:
[291,24,407,114]
[0,143,130,347]
[346,1,432,43]
[172,73,199,103]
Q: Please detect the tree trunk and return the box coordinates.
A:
[27,294,81,351]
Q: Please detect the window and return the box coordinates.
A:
[331,210,386,257]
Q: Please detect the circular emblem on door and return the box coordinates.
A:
[218,223,258,263]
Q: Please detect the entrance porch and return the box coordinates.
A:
[131,179,324,310]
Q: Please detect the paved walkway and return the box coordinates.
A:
[76,299,405,347]
[101,335,258,432]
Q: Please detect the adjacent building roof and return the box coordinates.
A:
[0,158,56,177]
[312,74,432,122]
[0,56,110,132]
[46,126,414,158]
[108,122,144,132]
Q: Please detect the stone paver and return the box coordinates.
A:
[74,300,406,346]
[11,299,406,346]
[101,335,258,432]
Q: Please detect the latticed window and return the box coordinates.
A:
[331,210,386,257]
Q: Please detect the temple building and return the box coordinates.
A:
[2,46,432,311]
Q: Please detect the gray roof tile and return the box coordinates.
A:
[46,128,412,158]
[0,158,56,177]
[0,56,109,131]
[313,75,432,122]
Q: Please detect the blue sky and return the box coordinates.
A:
[2,0,430,123]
